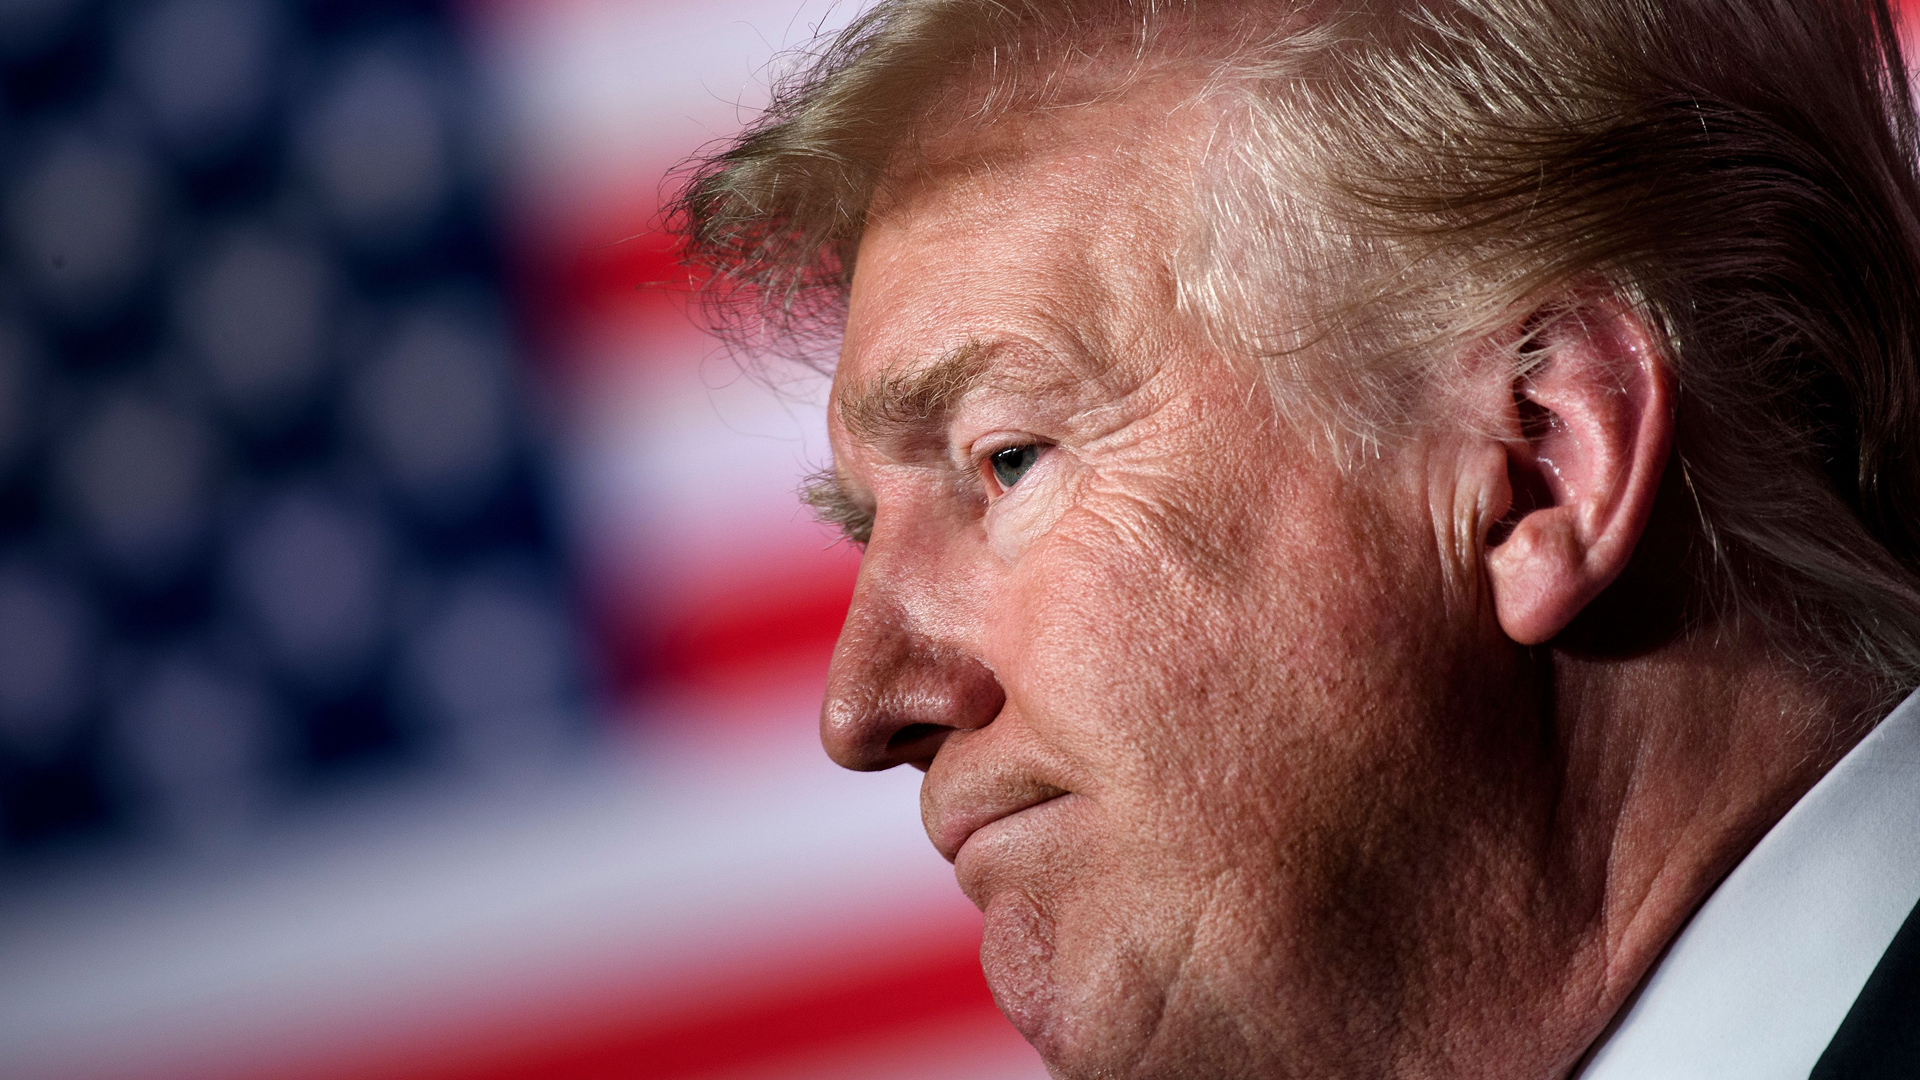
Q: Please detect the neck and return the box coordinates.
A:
[1539,635,1881,1073]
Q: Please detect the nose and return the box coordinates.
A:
[820,571,1005,772]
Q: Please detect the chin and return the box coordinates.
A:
[978,866,1338,1080]
[979,888,1064,1046]
[978,886,1207,1080]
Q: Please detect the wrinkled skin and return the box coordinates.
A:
[814,93,1865,1080]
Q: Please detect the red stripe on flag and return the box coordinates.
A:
[593,545,860,698]
[234,933,1001,1080]
[473,946,996,1080]
[649,557,860,688]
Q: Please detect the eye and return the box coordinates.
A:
[987,444,1043,492]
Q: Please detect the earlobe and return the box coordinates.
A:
[1480,298,1672,646]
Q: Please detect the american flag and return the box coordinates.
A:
[0,1,1043,1077]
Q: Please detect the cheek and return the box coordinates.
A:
[999,475,1290,779]
[981,478,1310,927]
[970,434,1466,1064]
[989,465,1444,885]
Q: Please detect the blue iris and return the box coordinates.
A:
[989,444,1041,490]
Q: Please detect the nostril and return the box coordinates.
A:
[885,721,955,772]
[887,722,946,752]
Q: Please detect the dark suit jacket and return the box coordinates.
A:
[1811,896,1920,1078]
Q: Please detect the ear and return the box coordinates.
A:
[1480,296,1673,646]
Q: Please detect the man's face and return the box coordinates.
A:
[820,101,1550,1079]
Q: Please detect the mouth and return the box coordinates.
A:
[930,786,1071,864]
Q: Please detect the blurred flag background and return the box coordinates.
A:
[0,1,1046,1078]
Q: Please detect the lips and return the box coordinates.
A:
[927,782,1071,863]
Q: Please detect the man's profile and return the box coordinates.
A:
[673,1,1920,1076]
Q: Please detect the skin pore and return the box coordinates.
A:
[813,87,1877,1080]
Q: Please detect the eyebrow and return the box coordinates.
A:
[835,340,997,448]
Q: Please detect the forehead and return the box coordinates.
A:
[833,91,1214,423]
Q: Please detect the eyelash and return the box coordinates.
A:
[800,468,873,547]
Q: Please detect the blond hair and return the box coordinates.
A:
[674,0,1920,701]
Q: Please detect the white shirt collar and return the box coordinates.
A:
[1575,687,1920,1080]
